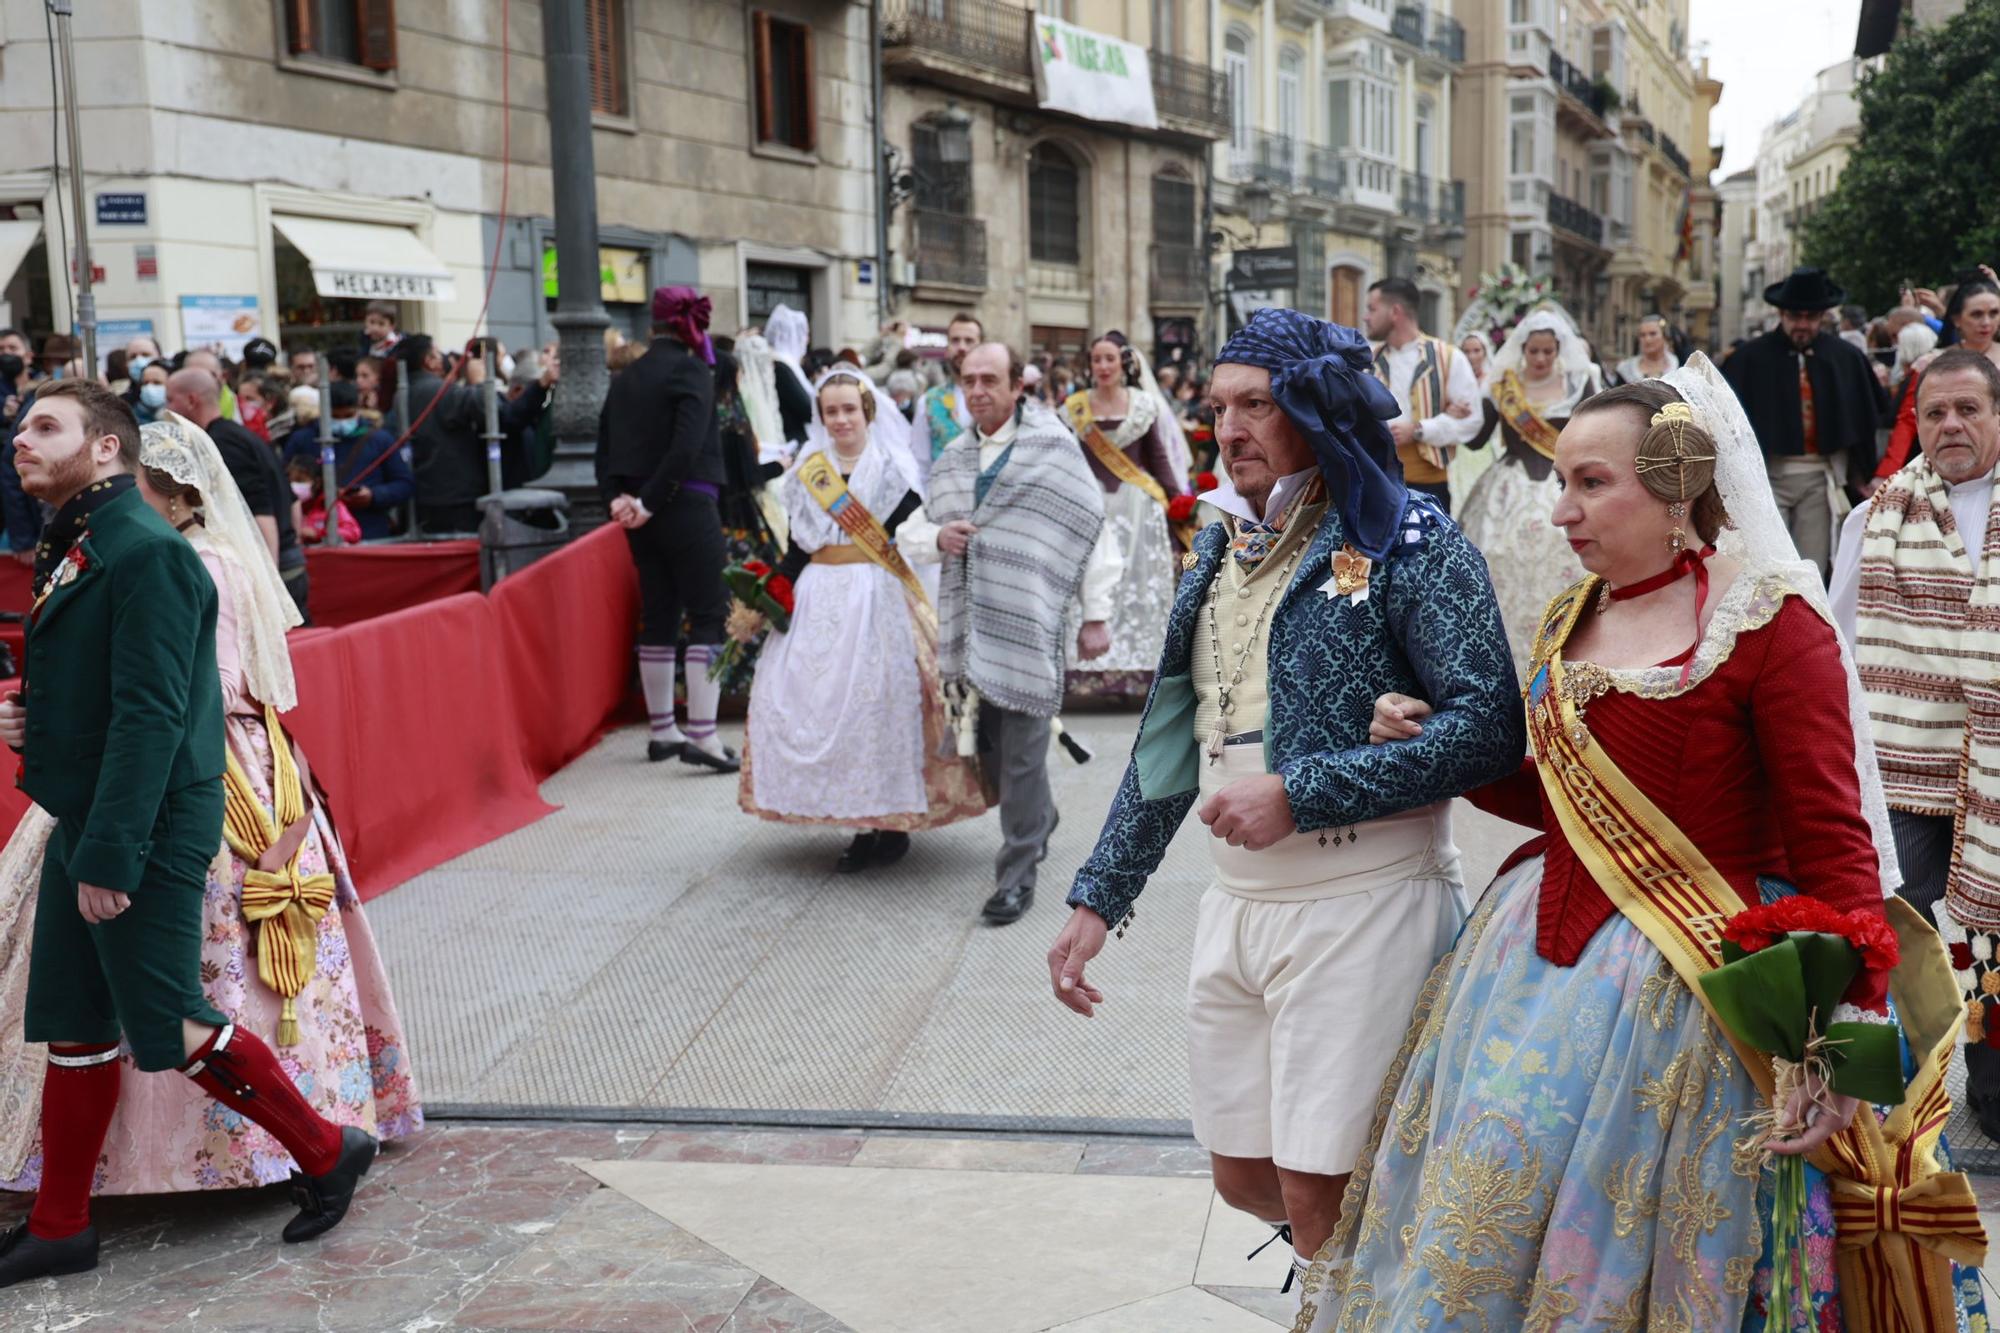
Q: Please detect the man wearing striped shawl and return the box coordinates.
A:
[929,342,1114,926]
[1831,346,2000,1139]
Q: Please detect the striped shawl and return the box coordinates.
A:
[1855,456,2000,927]
[929,403,1105,717]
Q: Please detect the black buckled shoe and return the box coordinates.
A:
[646,739,685,763]
[981,882,1035,925]
[679,743,742,774]
[282,1126,378,1244]
[873,831,911,867]
[835,832,880,874]
[0,1221,98,1288]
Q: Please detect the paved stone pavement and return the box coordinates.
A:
[364,715,1527,1128]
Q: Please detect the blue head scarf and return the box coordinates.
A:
[1215,308,1406,561]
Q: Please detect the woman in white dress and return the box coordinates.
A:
[1447,330,1500,501]
[1457,307,1603,678]
[737,368,985,873]
[1059,331,1191,702]
[1612,312,1681,385]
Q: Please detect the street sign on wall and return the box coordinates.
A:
[1227,247,1299,291]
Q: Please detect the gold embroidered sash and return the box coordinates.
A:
[1065,395,1195,546]
[1492,369,1564,461]
[794,452,930,608]
[1525,579,1985,1331]
[223,705,334,1047]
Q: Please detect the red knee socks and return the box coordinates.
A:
[30,1043,122,1240]
[181,1025,343,1177]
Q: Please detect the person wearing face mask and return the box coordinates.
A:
[131,365,170,425]
[1721,267,1890,579]
[280,381,413,542]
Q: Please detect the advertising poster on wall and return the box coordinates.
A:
[179,295,263,359]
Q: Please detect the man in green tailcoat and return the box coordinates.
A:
[0,381,375,1288]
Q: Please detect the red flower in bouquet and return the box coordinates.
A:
[742,559,771,579]
[1194,471,1219,494]
[1167,494,1198,523]
[766,574,795,615]
[1721,897,1900,972]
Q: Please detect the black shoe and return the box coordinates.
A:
[982,882,1035,924]
[874,831,911,867]
[679,742,742,773]
[836,832,880,874]
[0,1221,99,1287]
[282,1126,378,1244]
[647,739,685,763]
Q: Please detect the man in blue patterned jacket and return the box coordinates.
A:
[1045,307,1524,1306]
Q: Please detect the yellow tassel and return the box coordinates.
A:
[278,997,300,1047]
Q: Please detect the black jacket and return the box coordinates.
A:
[405,370,487,513]
[595,338,725,512]
[1721,330,1889,474]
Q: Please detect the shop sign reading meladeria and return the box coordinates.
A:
[1032,15,1158,131]
[322,270,450,301]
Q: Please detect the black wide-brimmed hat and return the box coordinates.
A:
[1763,266,1848,312]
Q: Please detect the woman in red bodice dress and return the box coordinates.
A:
[1291,360,1986,1332]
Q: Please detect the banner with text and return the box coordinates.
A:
[1032,15,1158,131]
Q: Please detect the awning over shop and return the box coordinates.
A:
[272,215,457,303]
[0,220,43,291]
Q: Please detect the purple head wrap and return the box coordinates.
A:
[653,285,714,365]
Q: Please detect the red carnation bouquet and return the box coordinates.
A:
[1193,470,1219,493]
[1699,897,1904,1325]
[712,559,794,682]
[1167,494,1198,523]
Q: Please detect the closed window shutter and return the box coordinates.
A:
[357,0,398,71]
[795,21,815,152]
[286,0,315,55]
[586,0,624,115]
[754,13,775,143]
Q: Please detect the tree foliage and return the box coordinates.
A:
[1800,0,2000,312]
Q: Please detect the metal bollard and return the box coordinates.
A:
[316,351,341,547]
[394,374,416,539]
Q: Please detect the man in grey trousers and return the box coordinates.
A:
[927,342,1116,924]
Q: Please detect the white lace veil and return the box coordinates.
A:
[139,412,302,711]
[1457,330,1495,389]
[1130,345,1193,492]
[802,365,923,499]
[733,333,789,465]
[765,304,814,405]
[1664,353,1901,895]
[1489,305,1602,405]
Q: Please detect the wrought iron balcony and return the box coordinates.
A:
[1659,133,1692,178]
[1151,48,1230,138]
[881,0,1033,84]
[1625,115,1657,146]
[1303,146,1348,200]
[1401,173,1434,223]
[1428,15,1466,63]
[1149,242,1206,306]
[1247,132,1299,189]
[1548,50,1608,119]
[1391,4,1424,46]
[912,208,988,289]
[1548,191,1606,246]
[1435,178,1465,227]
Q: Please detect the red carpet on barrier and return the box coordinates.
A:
[0,525,640,902]
[304,539,481,628]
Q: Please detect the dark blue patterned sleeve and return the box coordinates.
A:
[1065,760,1199,925]
[1275,523,1526,830]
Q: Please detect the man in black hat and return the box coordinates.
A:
[1722,266,1889,578]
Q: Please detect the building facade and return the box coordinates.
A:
[1739,59,1858,334]
[879,0,1227,368]
[1206,0,1468,339]
[1715,166,1758,345]
[1452,0,1708,357]
[0,0,880,366]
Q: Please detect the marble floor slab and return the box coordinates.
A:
[587,1158,1226,1333]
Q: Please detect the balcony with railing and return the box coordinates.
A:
[1151,49,1230,139]
[1548,50,1612,136]
[1149,242,1206,307]
[1548,191,1606,247]
[882,0,1034,88]
[912,208,988,290]
[1391,4,1424,45]
[1245,132,1299,189]
[1435,178,1465,227]
[1303,146,1348,201]
[1400,172,1433,222]
[1399,175,1467,230]
[1624,115,1657,147]
[1659,133,1691,178]
[1428,14,1466,63]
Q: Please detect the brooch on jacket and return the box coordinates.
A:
[1320,544,1371,604]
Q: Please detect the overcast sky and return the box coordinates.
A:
[1689,0,1861,178]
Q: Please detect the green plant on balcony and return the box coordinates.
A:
[1592,77,1622,113]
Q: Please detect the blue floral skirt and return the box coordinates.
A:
[1303,855,1990,1333]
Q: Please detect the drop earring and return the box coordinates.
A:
[1666,501,1688,555]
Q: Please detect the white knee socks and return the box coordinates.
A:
[637,646,686,744]
[681,644,728,758]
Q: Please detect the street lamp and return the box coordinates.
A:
[1242,180,1275,231]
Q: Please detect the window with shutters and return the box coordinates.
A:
[586,0,629,117]
[1028,143,1083,266]
[753,13,816,154]
[283,0,396,72]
